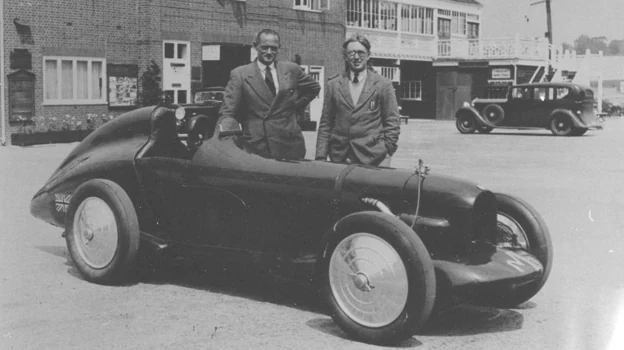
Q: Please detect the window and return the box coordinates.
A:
[438,18,451,39]
[533,87,549,101]
[555,87,570,99]
[402,81,422,100]
[44,57,106,104]
[401,5,434,35]
[375,66,399,82]
[294,0,329,11]
[451,11,467,36]
[346,0,397,31]
[165,42,188,60]
[511,87,531,100]
[467,22,479,39]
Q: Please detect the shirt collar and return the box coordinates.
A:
[349,69,367,82]
[257,60,276,72]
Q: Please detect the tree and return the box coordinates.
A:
[139,60,162,106]
[608,40,624,55]
[573,35,608,54]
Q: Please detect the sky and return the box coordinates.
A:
[530,0,624,44]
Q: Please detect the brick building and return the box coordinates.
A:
[1,0,346,145]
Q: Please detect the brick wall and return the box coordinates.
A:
[2,0,346,144]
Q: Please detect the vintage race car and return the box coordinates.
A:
[31,104,553,345]
[455,82,603,136]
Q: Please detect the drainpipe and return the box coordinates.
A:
[513,63,518,85]
[1,0,6,146]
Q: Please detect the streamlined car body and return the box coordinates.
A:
[31,104,553,345]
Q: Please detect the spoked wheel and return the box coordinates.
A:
[550,115,573,136]
[321,212,436,345]
[66,179,140,285]
[481,193,553,308]
[456,113,477,134]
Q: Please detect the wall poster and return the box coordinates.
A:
[107,64,139,107]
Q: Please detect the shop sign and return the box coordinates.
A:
[492,68,511,79]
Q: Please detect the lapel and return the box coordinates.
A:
[354,71,378,110]
[338,73,354,109]
[276,61,293,91]
[244,60,274,107]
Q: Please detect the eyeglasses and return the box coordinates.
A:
[345,50,368,58]
[258,45,279,52]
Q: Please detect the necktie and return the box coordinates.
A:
[353,72,359,84]
[265,66,276,96]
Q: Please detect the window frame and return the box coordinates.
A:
[294,0,330,12]
[401,80,422,101]
[43,56,107,105]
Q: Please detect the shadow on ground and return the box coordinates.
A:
[36,245,528,342]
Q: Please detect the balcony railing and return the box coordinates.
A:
[437,35,548,60]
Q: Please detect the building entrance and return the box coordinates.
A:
[202,44,252,88]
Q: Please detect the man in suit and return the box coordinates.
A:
[217,29,321,160]
[315,34,400,167]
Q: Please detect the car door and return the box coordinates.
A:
[503,87,531,126]
[134,157,191,242]
[527,87,552,127]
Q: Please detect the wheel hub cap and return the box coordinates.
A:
[73,197,118,269]
[496,213,529,250]
[329,233,408,328]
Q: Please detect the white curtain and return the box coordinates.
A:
[91,62,102,99]
[76,61,88,99]
[44,60,58,100]
[61,60,73,99]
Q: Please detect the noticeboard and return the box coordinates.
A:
[107,64,138,107]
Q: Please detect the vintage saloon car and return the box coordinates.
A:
[455,82,603,136]
[30,104,553,344]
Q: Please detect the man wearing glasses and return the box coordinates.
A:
[217,29,320,160]
[315,34,400,166]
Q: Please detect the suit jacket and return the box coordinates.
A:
[315,70,400,166]
[217,60,320,160]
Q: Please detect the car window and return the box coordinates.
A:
[555,87,570,100]
[582,89,594,100]
[533,87,548,101]
[511,87,531,100]
[194,91,224,103]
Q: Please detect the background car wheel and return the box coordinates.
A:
[483,193,553,308]
[456,113,477,134]
[477,125,493,134]
[320,211,436,345]
[65,179,140,285]
[550,114,573,136]
[571,127,588,136]
[482,104,505,125]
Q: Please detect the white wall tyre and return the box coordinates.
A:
[65,179,140,285]
[320,212,436,345]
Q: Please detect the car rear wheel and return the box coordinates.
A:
[456,113,477,134]
[483,104,505,125]
[321,211,436,345]
[550,114,573,136]
[65,179,140,285]
[483,193,553,308]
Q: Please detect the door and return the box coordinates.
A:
[134,157,191,241]
[163,41,191,104]
[202,44,252,88]
[506,86,533,126]
[304,65,324,126]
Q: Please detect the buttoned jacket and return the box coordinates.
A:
[217,60,320,160]
[315,70,400,166]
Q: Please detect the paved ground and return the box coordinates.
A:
[1,118,623,349]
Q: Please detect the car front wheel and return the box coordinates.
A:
[456,113,477,134]
[65,179,140,285]
[550,114,573,136]
[481,193,553,308]
[321,211,436,345]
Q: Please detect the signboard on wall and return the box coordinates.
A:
[492,68,511,79]
[202,45,221,61]
[8,70,35,124]
[108,64,138,107]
